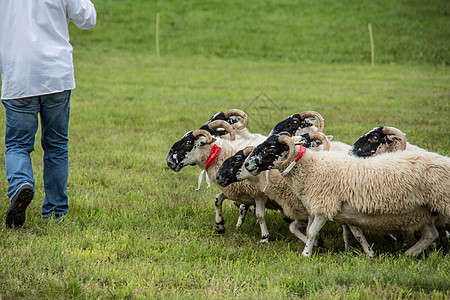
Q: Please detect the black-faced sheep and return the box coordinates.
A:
[166,120,283,243]
[243,133,450,257]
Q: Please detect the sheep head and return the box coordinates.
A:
[350,126,407,157]
[244,133,292,175]
[216,146,255,187]
[269,111,324,136]
[166,129,215,172]
[200,109,248,135]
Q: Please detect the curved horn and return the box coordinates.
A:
[279,131,292,137]
[207,120,236,141]
[223,109,248,130]
[242,146,254,157]
[382,126,407,150]
[192,129,215,144]
[308,132,331,151]
[278,135,296,165]
[299,111,324,132]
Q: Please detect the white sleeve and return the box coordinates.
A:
[66,0,97,29]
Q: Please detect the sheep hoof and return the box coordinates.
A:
[215,228,225,235]
[260,237,270,244]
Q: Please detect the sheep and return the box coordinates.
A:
[216,132,357,249]
[166,120,283,243]
[350,126,425,157]
[243,133,450,257]
[215,138,316,246]
[350,126,449,250]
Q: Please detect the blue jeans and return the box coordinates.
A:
[2,90,71,217]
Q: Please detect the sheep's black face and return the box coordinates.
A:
[166,131,199,172]
[244,135,289,175]
[216,149,248,187]
[199,111,241,137]
[350,126,390,157]
[269,114,314,136]
[294,133,322,149]
[208,111,241,126]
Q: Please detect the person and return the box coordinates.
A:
[0,0,97,228]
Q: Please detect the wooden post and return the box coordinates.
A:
[156,12,160,58]
[368,23,374,67]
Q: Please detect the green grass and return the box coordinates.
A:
[1,54,448,299]
[1,0,449,298]
[70,0,450,65]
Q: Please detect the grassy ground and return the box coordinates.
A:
[70,0,450,65]
[1,0,449,298]
[0,54,448,299]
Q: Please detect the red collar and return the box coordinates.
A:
[295,145,307,162]
[205,144,222,170]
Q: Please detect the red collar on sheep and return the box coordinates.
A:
[281,145,307,176]
[205,144,222,170]
[197,142,223,190]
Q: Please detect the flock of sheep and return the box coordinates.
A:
[166,109,449,258]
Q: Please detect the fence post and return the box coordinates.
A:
[368,23,375,67]
[156,12,160,58]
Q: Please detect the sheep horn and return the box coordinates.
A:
[192,129,215,144]
[278,134,296,165]
[299,111,324,132]
[207,120,236,141]
[223,109,248,130]
[308,132,331,151]
[382,126,407,150]
[279,131,292,137]
[242,146,254,157]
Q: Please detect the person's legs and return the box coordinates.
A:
[3,97,39,227]
[39,91,71,218]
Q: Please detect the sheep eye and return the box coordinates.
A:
[183,140,194,148]
[233,159,243,166]
[265,146,277,155]
[368,136,378,143]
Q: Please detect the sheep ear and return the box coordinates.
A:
[386,134,401,142]
[326,135,333,141]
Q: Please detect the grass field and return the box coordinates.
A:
[1,0,449,299]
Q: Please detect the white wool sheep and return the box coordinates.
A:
[166,121,283,243]
[351,126,449,249]
[244,133,450,257]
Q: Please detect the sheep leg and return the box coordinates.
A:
[404,223,438,257]
[254,198,269,244]
[306,215,314,232]
[289,220,308,244]
[302,215,327,257]
[214,193,226,234]
[347,225,375,258]
[289,220,323,247]
[235,204,250,229]
[395,233,406,251]
[342,225,351,252]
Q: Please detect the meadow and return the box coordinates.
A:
[0,0,449,299]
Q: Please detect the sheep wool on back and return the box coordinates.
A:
[283,149,450,220]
